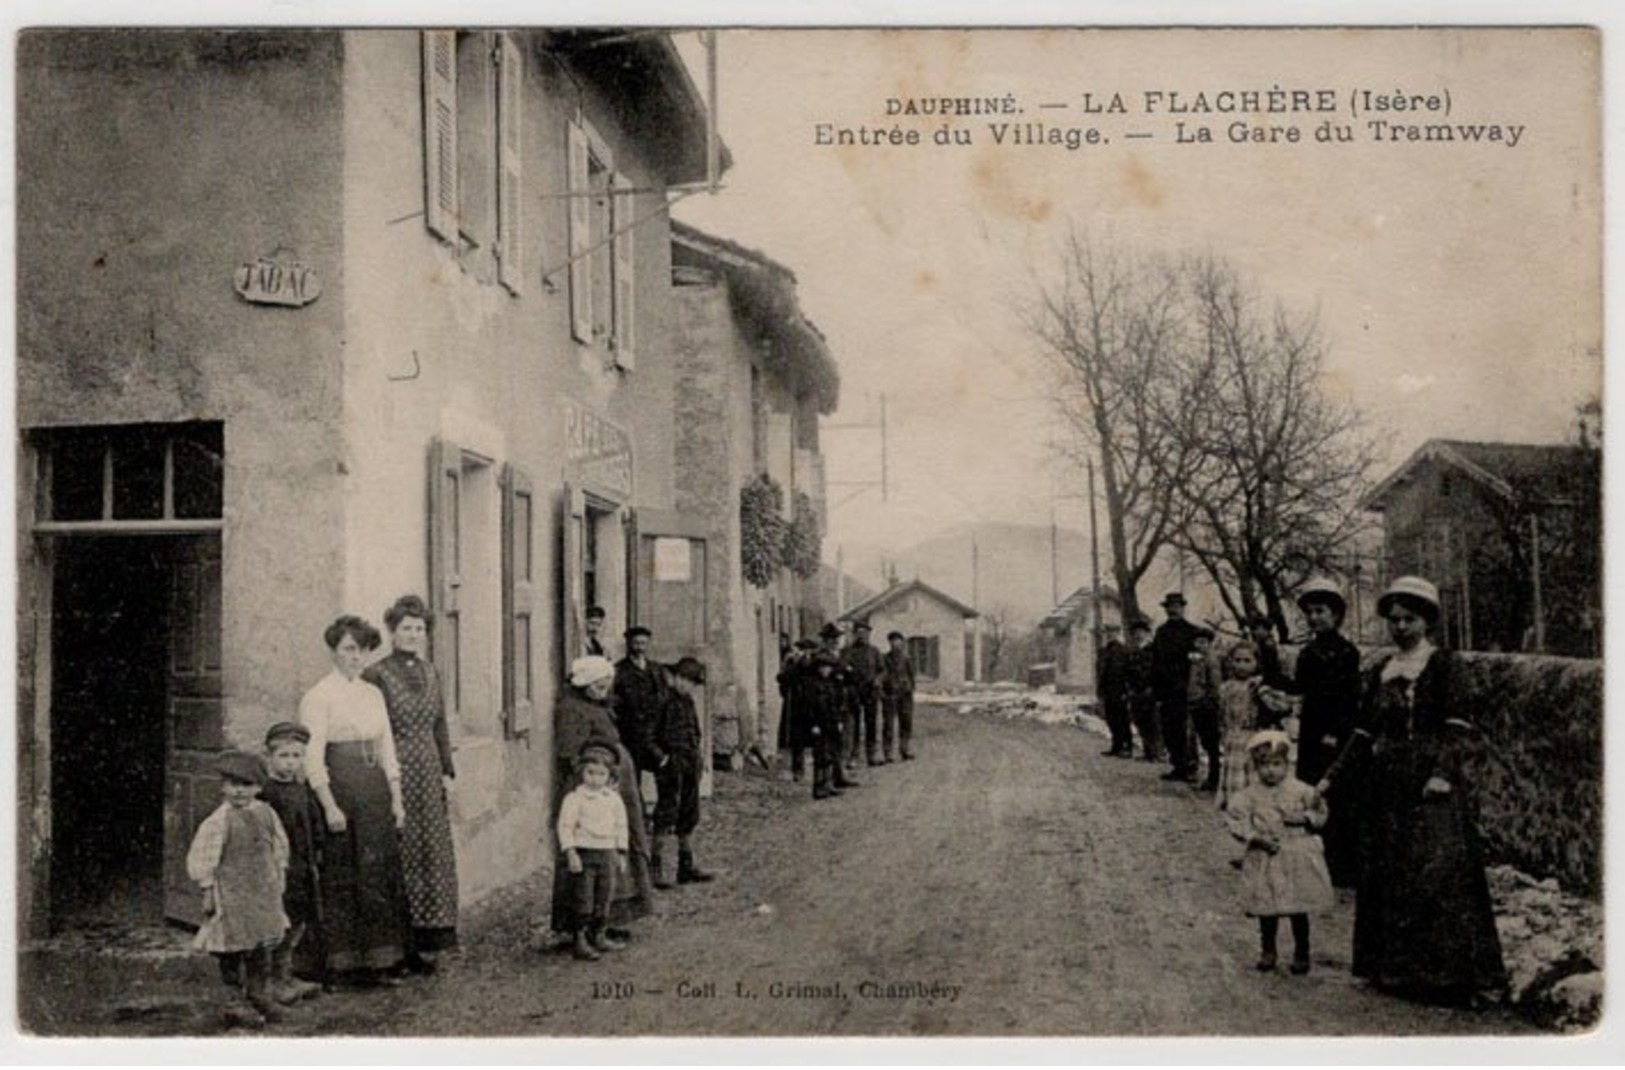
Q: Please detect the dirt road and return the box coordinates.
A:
[22,703,1534,1038]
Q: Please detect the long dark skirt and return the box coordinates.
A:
[320,744,409,973]
[550,742,654,934]
[1353,743,1506,994]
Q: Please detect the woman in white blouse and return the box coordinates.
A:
[298,614,409,986]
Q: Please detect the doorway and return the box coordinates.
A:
[46,534,222,930]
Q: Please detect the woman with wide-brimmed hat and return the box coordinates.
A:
[1317,576,1506,1004]
[1289,578,1364,887]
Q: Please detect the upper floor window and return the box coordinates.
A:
[568,118,636,368]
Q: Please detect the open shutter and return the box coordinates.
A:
[611,173,636,368]
[496,32,524,294]
[560,482,586,671]
[428,438,463,718]
[567,121,592,342]
[422,31,459,243]
[502,464,536,737]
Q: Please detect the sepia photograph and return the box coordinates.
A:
[5,5,1612,1058]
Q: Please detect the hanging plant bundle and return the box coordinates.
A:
[784,489,822,579]
[741,473,788,588]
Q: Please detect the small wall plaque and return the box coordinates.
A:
[234,256,321,307]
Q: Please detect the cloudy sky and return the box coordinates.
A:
[672,28,1601,555]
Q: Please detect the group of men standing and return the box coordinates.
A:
[777,620,919,800]
[1096,591,1286,779]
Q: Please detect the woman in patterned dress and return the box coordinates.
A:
[364,594,459,972]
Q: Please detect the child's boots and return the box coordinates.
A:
[572,927,602,962]
[243,951,285,1023]
[677,847,715,884]
[272,943,323,1004]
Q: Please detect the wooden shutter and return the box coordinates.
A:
[502,463,535,737]
[422,31,459,243]
[567,121,592,342]
[611,172,636,368]
[496,32,524,294]
[561,482,585,671]
[428,438,463,717]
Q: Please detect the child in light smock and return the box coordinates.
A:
[1223,730,1334,975]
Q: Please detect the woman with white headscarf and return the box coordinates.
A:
[548,655,653,947]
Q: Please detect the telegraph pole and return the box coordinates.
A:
[1088,455,1103,644]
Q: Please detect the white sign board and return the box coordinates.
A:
[653,537,691,582]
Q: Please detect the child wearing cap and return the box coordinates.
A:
[261,722,326,1002]
[557,744,630,962]
[1223,731,1333,975]
[1186,627,1225,792]
[186,749,291,1026]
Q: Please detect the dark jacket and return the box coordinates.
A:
[612,658,668,772]
[1292,630,1363,783]
[1097,638,1133,703]
[842,642,884,692]
[260,776,322,925]
[652,686,704,761]
[880,649,916,698]
[1150,617,1202,702]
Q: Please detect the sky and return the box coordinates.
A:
[671,28,1602,558]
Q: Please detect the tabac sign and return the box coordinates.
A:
[234,255,321,307]
[565,400,634,498]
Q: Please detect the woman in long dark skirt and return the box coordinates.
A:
[1317,576,1507,1004]
[549,656,654,946]
[299,615,409,986]
[1289,578,1364,888]
[364,594,460,972]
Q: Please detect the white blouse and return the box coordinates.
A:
[298,668,401,789]
[1379,639,1436,684]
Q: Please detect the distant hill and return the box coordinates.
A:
[835,522,1095,628]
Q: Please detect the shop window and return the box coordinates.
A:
[35,423,223,527]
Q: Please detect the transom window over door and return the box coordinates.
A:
[33,422,223,531]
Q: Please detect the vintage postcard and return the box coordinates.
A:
[5,7,1611,1062]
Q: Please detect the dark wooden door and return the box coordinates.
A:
[162,535,224,925]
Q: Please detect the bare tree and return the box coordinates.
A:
[1170,255,1378,636]
[1027,230,1202,620]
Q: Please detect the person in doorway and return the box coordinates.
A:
[650,657,716,888]
[1288,579,1364,888]
[1151,593,1202,782]
[1124,616,1162,762]
[299,615,409,988]
[880,630,917,762]
[556,743,629,962]
[363,594,458,973]
[1224,731,1333,975]
[1187,626,1225,792]
[187,748,290,1026]
[551,655,653,949]
[1096,621,1135,758]
[842,620,885,766]
[613,626,668,781]
[260,722,325,1003]
[583,606,608,658]
[1317,576,1507,1004]
[816,623,861,787]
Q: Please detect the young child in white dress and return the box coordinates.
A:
[1224,730,1334,974]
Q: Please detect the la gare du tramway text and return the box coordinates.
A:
[815,86,1522,149]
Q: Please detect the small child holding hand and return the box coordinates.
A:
[1224,731,1334,975]
[556,743,630,962]
[186,749,290,1026]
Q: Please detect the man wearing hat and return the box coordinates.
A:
[612,626,668,780]
[817,623,860,788]
[1095,620,1135,758]
[841,619,885,767]
[1150,591,1203,782]
[649,657,715,887]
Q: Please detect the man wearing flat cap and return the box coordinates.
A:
[1096,621,1135,758]
[1150,592,1203,783]
[649,657,715,887]
[841,620,885,767]
[816,623,860,788]
[612,626,668,780]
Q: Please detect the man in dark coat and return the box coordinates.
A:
[806,651,849,799]
[842,620,885,767]
[649,657,716,888]
[1124,616,1161,761]
[879,630,917,762]
[817,622,860,787]
[1096,621,1135,758]
[1150,592,1202,781]
[612,625,667,779]
[777,638,820,780]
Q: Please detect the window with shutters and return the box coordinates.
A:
[568,118,634,365]
[429,440,501,737]
[423,31,523,294]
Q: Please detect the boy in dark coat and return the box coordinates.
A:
[650,658,716,888]
[807,652,850,799]
[261,722,325,1002]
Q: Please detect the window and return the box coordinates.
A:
[907,635,940,680]
[429,440,503,737]
[422,31,524,294]
[568,118,635,366]
[35,423,223,528]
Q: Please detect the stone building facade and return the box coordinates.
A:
[841,580,979,687]
[16,28,721,936]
